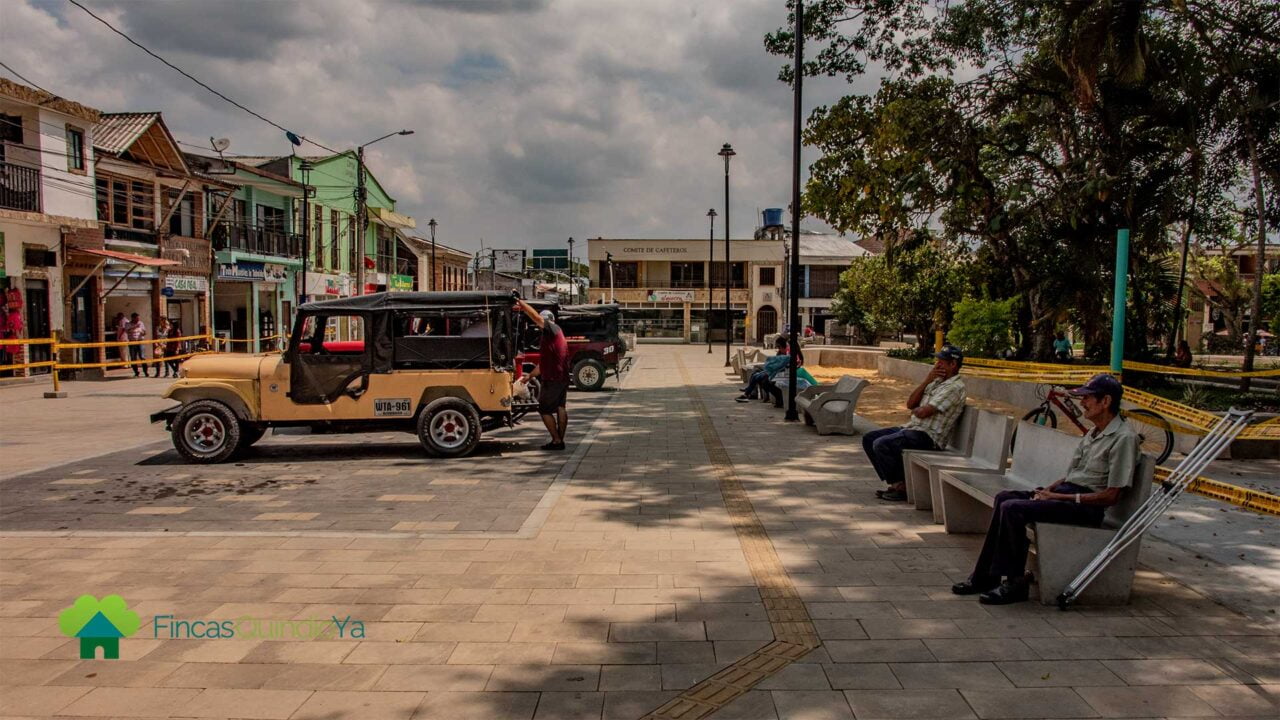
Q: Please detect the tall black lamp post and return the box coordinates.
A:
[299,160,314,302]
[566,237,575,304]
[706,208,716,352]
[784,2,805,421]
[718,142,735,367]
[428,218,438,291]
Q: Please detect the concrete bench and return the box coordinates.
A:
[1030,455,1155,605]
[740,361,765,384]
[902,408,1016,522]
[797,375,869,435]
[937,422,1078,534]
[731,347,766,376]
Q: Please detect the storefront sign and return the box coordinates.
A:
[647,290,695,302]
[622,246,690,255]
[390,274,414,291]
[165,274,209,293]
[368,272,387,286]
[217,262,287,283]
[306,272,351,297]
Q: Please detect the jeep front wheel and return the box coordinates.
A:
[572,358,607,391]
[417,397,481,458]
[172,400,242,464]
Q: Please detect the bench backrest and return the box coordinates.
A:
[949,406,979,456]
[1009,421,1079,483]
[970,409,1015,465]
[833,375,863,395]
[1104,453,1155,528]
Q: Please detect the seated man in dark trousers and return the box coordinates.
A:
[862,345,967,502]
[952,373,1139,605]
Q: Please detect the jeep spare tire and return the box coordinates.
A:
[572,358,607,391]
[172,399,242,464]
[417,397,481,458]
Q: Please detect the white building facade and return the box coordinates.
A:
[0,78,101,373]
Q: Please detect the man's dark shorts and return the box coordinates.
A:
[539,379,569,415]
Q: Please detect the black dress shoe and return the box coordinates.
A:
[951,579,998,596]
[879,489,907,502]
[979,579,1030,605]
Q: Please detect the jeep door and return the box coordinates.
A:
[287,312,371,404]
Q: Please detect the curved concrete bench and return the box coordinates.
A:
[797,375,869,435]
[902,408,1015,522]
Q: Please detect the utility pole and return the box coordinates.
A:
[785,1,804,422]
[355,147,367,295]
[706,208,716,353]
[428,218,438,291]
[719,143,736,367]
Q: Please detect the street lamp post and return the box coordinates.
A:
[606,251,615,303]
[354,129,414,295]
[785,2,804,421]
[299,160,313,303]
[706,208,716,353]
[428,218,438,291]
[718,143,736,367]
[567,236,575,304]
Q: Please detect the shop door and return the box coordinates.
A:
[24,280,50,368]
[68,276,96,364]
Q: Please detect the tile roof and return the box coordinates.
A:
[92,112,161,154]
[854,235,885,255]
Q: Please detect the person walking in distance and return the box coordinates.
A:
[517,299,570,451]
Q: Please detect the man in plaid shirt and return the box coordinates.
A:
[863,345,967,502]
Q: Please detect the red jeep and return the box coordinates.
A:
[514,303,631,392]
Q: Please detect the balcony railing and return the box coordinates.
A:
[0,161,41,213]
[210,221,302,259]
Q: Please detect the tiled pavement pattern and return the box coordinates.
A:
[0,392,610,534]
[1,345,1278,719]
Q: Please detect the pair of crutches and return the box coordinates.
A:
[1056,408,1256,610]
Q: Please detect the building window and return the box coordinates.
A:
[313,205,323,268]
[0,113,22,163]
[807,266,842,298]
[165,188,197,237]
[65,126,85,171]
[348,215,358,273]
[330,210,340,270]
[605,261,640,288]
[95,173,154,232]
[670,262,705,288]
[759,267,776,286]
[710,262,746,289]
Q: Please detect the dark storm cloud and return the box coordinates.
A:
[95,0,323,60]
[403,0,550,13]
[488,134,647,204]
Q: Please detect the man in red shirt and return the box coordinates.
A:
[518,300,570,450]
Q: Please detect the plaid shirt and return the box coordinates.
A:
[905,374,966,448]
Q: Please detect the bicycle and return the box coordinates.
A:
[1019,384,1175,464]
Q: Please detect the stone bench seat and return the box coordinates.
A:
[796,375,869,435]
[902,408,1015,522]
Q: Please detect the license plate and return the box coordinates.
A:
[374,398,413,417]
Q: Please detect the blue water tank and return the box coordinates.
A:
[762,208,784,228]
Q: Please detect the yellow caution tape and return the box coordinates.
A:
[0,360,56,372]
[58,333,210,350]
[1154,467,1280,517]
[0,337,55,346]
[1125,360,1280,379]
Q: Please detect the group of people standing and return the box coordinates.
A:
[112,312,186,378]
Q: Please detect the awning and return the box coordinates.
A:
[371,207,416,230]
[70,246,180,267]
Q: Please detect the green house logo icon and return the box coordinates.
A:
[58,595,140,660]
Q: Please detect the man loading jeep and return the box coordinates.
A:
[517,299,570,451]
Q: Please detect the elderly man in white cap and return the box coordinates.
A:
[517,299,571,450]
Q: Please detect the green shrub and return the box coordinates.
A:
[948,297,1018,358]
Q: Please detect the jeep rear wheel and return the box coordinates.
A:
[417,397,481,458]
[172,400,242,464]
[572,358,607,391]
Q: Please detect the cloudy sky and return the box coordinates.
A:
[3,0,868,254]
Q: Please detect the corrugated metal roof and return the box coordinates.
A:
[799,235,867,259]
[92,112,161,154]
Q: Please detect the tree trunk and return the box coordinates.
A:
[1241,124,1267,392]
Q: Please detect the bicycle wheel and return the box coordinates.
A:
[1124,409,1174,465]
[1011,406,1057,451]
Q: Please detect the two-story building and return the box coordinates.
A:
[0,78,101,374]
[85,112,228,359]
[401,236,472,291]
[183,153,305,351]
[586,237,784,342]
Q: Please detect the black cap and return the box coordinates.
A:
[935,344,963,362]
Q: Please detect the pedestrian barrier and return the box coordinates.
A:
[0,331,280,397]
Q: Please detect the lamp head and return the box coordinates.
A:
[718,143,736,159]
[707,208,717,217]
[398,130,415,136]
[428,218,437,229]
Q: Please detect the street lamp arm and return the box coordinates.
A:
[360,129,415,149]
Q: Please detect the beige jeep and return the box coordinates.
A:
[152,291,535,463]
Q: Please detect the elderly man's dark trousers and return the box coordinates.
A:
[969,485,1103,583]
[861,427,936,487]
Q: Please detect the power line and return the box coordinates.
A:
[0,59,55,97]
[65,0,339,155]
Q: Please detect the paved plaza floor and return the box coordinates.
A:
[1,345,1278,719]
